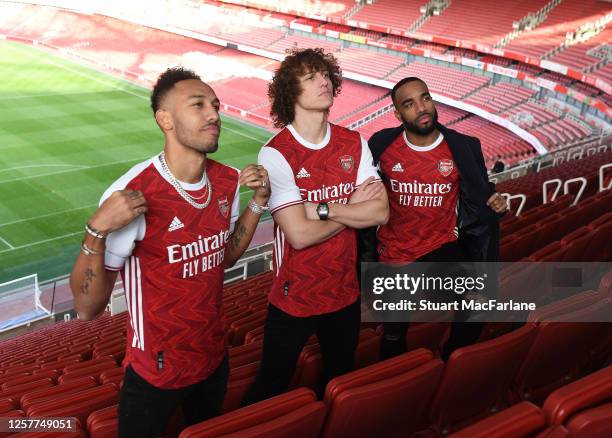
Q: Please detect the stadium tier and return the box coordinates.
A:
[504,0,611,60]
[335,47,406,79]
[416,0,551,46]
[349,0,425,32]
[387,63,490,100]
[463,82,537,114]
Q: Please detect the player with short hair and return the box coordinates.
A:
[362,77,507,360]
[70,67,271,437]
[242,48,389,405]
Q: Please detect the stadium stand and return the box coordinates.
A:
[386,62,491,100]
[417,0,551,46]
[335,47,406,79]
[504,0,611,62]
[349,0,425,32]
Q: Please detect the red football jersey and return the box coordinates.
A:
[102,155,239,389]
[377,132,459,262]
[259,123,379,317]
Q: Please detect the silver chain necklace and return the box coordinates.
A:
[158,152,212,209]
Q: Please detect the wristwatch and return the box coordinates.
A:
[316,202,329,220]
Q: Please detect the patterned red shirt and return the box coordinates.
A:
[259,123,379,317]
[102,155,240,389]
[377,132,459,262]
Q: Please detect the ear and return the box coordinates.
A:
[393,109,402,123]
[155,109,173,131]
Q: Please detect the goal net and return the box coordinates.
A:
[0,274,50,332]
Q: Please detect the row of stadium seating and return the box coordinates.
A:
[61,342,612,437]
[1,273,610,437]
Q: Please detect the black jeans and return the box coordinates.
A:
[242,298,361,405]
[380,241,484,361]
[118,355,229,438]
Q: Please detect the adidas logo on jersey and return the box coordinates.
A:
[296,167,310,178]
[392,163,404,172]
[168,216,184,232]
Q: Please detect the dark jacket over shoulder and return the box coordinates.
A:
[359,123,500,263]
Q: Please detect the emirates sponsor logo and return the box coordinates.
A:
[438,159,454,177]
[389,179,452,195]
[392,163,404,172]
[218,197,229,218]
[168,216,184,232]
[300,182,355,202]
[339,155,354,172]
[167,230,230,264]
[296,167,310,178]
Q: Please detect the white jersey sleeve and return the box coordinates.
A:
[356,135,381,185]
[258,146,303,214]
[230,168,241,232]
[100,160,150,271]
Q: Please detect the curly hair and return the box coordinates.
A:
[151,67,201,113]
[269,48,342,128]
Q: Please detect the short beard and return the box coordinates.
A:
[175,122,219,154]
[401,109,438,136]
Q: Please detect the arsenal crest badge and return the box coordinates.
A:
[218,197,229,218]
[438,159,454,177]
[339,155,354,173]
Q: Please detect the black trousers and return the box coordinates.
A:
[242,298,361,405]
[118,356,229,438]
[380,241,484,361]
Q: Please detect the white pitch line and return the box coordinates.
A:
[0,164,89,174]
[0,157,144,184]
[0,230,82,254]
[0,234,15,250]
[0,90,104,101]
[0,203,98,228]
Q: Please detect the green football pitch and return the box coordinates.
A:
[0,40,272,285]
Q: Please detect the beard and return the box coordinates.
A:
[401,108,438,136]
[175,119,219,154]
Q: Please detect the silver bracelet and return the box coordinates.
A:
[85,223,107,240]
[81,241,104,256]
[247,199,269,215]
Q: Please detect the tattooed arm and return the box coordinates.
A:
[224,165,271,268]
[70,189,147,320]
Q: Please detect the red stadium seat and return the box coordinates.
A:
[0,398,14,413]
[229,340,263,368]
[448,402,545,438]
[20,376,97,411]
[290,329,381,392]
[222,361,260,414]
[87,404,118,438]
[543,364,612,426]
[565,402,612,437]
[26,384,119,426]
[179,388,325,438]
[99,367,124,386]
[535,425,571,438]
[1,370,57,389]
[321,349,441,438]
[514,300,612,403]
[429,324,537,434]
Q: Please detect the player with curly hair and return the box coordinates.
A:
[242,48,389,405]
